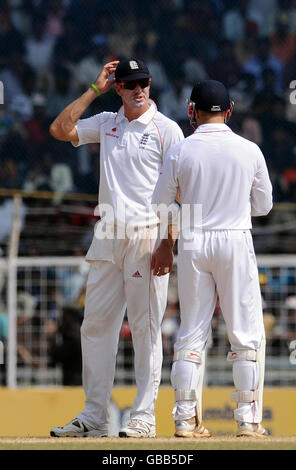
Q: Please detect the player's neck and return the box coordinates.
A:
[197,116,225,125]
[124,102,150,122]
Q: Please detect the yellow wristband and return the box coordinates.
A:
[91,84,101,96]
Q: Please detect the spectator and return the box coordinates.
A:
[8,65,37,122]
[49,305,83,385]
[47,65,79,118]
[159,70,192,121]
[197,16,222,64]
[265,124,295,176]
[53,15,84,68]
[67,0,104,44]
[44,0,66,40]
[0,108,13,140]
[16,291,40,369]
[25,13,56,73]
[286,181,296,201]
[50,160,74,194]
[222,0,264,41]
[23,93,51,148]
[74,144,100,194]
[133,41,169,97]
[240,116,263,146]
[0,196,27,243]
[23,161,49,191]
[174,45,208,86]
[0,126,30,176]
[252,67,283,116]
[229,72,257,114]
[183,0,216,39]
[272,295,296,347]
[207,39,241,88]
[271,15,296,64]
[76,34,110,90]
[0,3,24,69]
[283,52,296,89]
[108,1,138,58]
[0,51,32,109]
[183,53,208,85]
[249,0,278,36]
[40,151,74,196]
[278,0,296,33]
[242,37,284,93]
[0,158,20,189]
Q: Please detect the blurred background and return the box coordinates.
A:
[0,0,295,398]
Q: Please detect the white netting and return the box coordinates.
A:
[0,255,295,387]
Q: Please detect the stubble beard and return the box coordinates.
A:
[128,89,149,109]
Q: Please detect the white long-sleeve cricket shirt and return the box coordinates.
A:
[152,123,273,231]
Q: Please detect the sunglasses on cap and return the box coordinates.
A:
[118,78,151,90]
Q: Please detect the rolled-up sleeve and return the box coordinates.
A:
[251,150,273,216]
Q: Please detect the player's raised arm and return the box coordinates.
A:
[49,61,119,142]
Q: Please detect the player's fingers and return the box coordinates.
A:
[104,61,120,69]
[153,266,160,276]
[156,266,168,276]
[105,62,119,73]
[153,260,162,276]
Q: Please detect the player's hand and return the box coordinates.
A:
[151,241,174,276]
[93,61,119,94]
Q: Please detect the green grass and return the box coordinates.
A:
[0,437,295,450]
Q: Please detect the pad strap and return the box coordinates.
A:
[227,350,259,362]
[173,349,202,364]
[231,389,260,403]
[175,389,198,402]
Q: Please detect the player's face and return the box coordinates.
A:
[116,79,151,109]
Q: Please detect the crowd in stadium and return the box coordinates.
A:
[0,0,295,203]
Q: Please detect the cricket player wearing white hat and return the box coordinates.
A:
[152,79,273,438]
[49,59,184,438]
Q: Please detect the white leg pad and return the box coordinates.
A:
[230,337,266,423]
[171,349,206,422]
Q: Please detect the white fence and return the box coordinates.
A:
[0,254,296,388]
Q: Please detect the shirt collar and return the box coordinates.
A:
[194,123,232,133]
[116,99,157,124]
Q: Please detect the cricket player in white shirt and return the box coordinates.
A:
[49,59,184,438]
[152,80,273,438]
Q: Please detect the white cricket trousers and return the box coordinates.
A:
[78,227,169,430]
[172,230,265,424]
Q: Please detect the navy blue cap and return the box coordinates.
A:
[190,80,231,112]
[115,59,150,82]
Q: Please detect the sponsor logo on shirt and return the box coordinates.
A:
[106,131,119,139]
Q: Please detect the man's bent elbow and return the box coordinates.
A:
[49,122,61,140]
[49,122,75,142]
